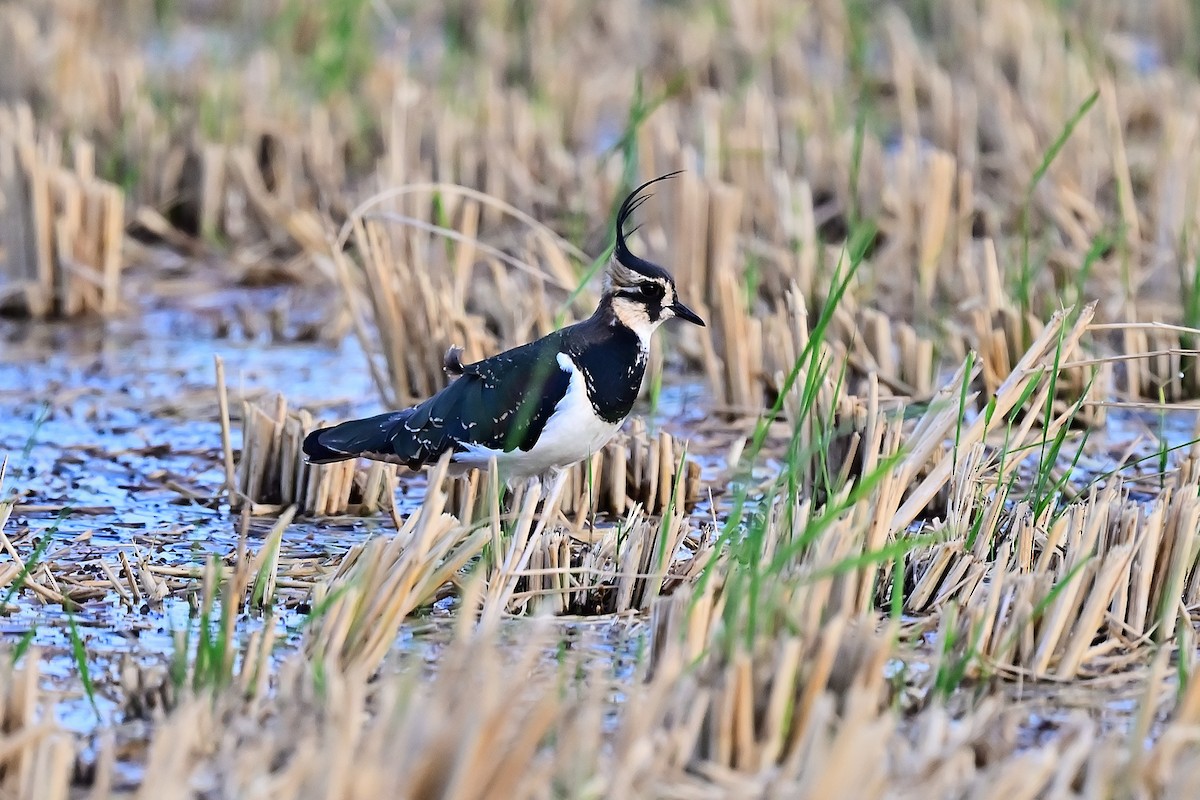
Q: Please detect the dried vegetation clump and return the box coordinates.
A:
[0,106,125,318]
[7,0,1200,796]
[217,370,397,517]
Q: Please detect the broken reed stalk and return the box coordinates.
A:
[332,188,584,410]
[0,654,74,800]
[214,355,237,497]
[444,418,701,525]
[215,364,394,516]
[0,506,75,607]
[514,500,703,617]
[446,424,700,525]
[248,506,294,610]
[891,303,1096,534]
[559,418,701,517]
[908,475,1200,679]
[1098,322,1200,402]
[302,438,705,642]
[890,325,1200,678]
[477,469,571,627]
[0,104,124,318]
[305,453,491,675]
[13,583,1200,798]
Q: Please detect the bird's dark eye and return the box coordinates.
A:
[639,284,665,303]
[615,283,667,305]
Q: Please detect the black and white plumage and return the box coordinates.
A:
[303,173,705,478]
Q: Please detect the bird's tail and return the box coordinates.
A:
[302,411,411,465]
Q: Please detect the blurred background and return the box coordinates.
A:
[4,0,1199,412]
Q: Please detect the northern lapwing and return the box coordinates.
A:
[302,173,705,479]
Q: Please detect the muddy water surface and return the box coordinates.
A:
[0,287,710,743]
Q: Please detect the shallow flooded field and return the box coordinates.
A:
[0,274,725,763]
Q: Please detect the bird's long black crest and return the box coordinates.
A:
[613,171,683,280]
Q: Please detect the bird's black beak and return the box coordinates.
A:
[671,301,705,326]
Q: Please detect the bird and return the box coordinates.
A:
[302,172,705,480]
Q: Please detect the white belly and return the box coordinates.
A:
[452,353,621,478]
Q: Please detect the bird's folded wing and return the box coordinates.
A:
[392,335,573,463]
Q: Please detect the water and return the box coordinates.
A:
[0,279,710,742]
[0,285,395,734]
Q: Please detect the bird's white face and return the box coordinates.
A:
[610,276,677,346]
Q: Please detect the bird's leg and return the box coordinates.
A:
[499,485,515,524]
[499,472,552,529]
[584,479,596,535]
[540,468,570,528]
[583,455,601,535]
[480,462,518,530]
[500,473,530,526]
[495,481,513,528]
